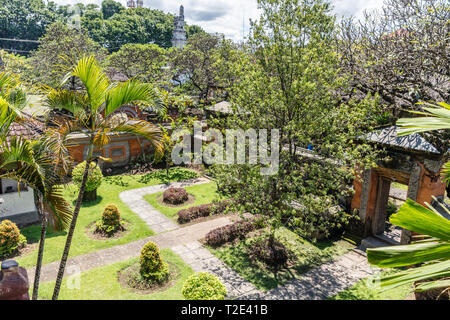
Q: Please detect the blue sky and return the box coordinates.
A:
[54,0,385,41]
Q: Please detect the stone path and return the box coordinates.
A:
[240,249,378,300]
[172,241,259,299]
[29,177,378,300]
[27,217,233,284]
[119,177,211,233]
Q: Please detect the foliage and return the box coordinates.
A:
[72,161,103,192]
[205,219,263,247]
[163,188,189,205]
[95,204,124,235]
[139,241,170,283]
[28,22,107,87]
[101,0,124,20]
[171,33,238,100]
[367,200,450,295]
[182,272,227,300]
[211,0,380,240]
[337,0,450,152]
[138,167,198,184]
[107,43,170,84]
[0,220,27,257]
[248,235,291,274]
[177,201,231,224]
[0,0,60,53]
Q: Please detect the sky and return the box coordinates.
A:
[54,0,385,41]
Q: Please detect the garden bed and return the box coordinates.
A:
[207,227,354,291]
[16,168,199,268]
[35,249,194,300]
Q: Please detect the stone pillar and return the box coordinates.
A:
[401,163,422,244]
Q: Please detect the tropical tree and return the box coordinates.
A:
[0,71,72,300]
[45,55,164,300]
[367,102,450,298]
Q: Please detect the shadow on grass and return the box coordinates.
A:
[21,225,67,244]
[70,196,104,208]
[211,242,294,291]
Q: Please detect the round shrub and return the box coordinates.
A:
[72,161,103,192]
[163,188,188,205]
[0,220,27,257]
[248,236,290,273]
[140,241,169,283]
[182,272,227,300]
[95,204,124,235]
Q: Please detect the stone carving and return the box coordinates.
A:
[172,5,187,48]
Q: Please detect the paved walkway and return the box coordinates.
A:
[240,249,378,300]
[28,217,233,284]
[119,177,211,233]
[29,177,378,300]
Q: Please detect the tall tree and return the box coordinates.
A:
[28,21,107,87]
[101,0,124,20]
[45,56,165,300]
[212,0,380,241]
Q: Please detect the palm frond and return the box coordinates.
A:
[397,103,450,136]
[43,88,89,118]
[104,79,166,117]
[110,119,163,156]
[63,55,110,112]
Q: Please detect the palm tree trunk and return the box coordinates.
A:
[52,154,92,300]
[32,193,46,300]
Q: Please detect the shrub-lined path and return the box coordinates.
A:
[27,178,377,299]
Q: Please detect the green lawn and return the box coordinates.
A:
[36,249,194,300]
[392,182,408,191]
[17,168,198,268]
[208,227,355,291]
[329,270,413,300]
[144,182,222,221]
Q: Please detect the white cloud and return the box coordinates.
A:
[53,0,385,41]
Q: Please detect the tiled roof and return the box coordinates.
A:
[363,126,441,154]
[6,113,45,144]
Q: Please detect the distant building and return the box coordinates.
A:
[127,0,143,8]
[172,5,187,48]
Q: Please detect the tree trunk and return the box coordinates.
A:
[52,156,91,300]
[32,194,46,300]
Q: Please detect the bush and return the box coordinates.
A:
[205,218,263,247]
[95,204,124,235]
[140,241,170,283]
[72,161,103,192]
[182,272,227,300]
[163,188,189,205]
[177,200,232,224]
[0,220,27,257]
[248,236,291,273]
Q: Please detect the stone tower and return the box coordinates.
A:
[136,0,144,7]
[172,5,187,48]
[127,0,135,8]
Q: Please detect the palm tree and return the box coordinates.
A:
[45,56,164,300]
[0,71,72,300]
[367,102,450,298]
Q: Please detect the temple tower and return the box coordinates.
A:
[172,5,187,48]
[127,0,136,8]
[136,0,144,7]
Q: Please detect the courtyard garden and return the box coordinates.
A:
[15,168,199,268]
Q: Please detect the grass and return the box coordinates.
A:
[392,182,408,191]
[36,249,194,300]
[208,227,355,291]
[16,168,198,268]
[143,182,222,220]
[329,270,413,300]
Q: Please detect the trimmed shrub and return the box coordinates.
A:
[0,220,27,257]
[140,241,170,283]
[95,204,124,235]
[177,200,233,224]
[72,161,103,192]
[163,188,189,205]
[248,236,291,273]
[205,218,263,247]
[182,272,227,300]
